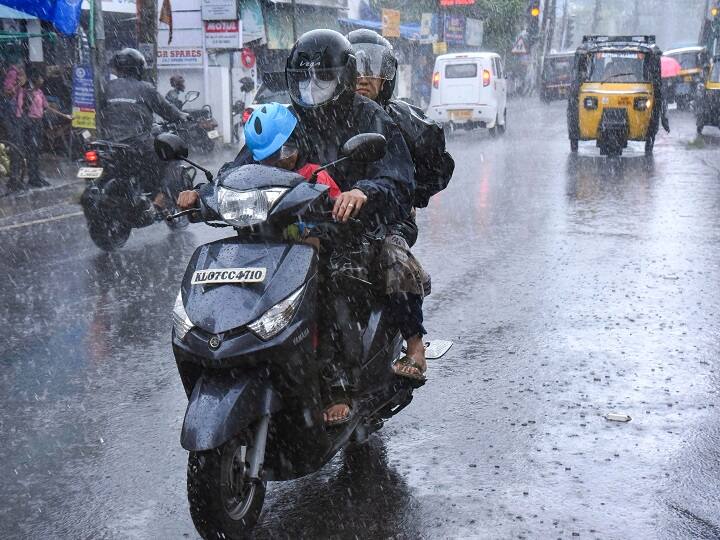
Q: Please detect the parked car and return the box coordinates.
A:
[426,52,508,136]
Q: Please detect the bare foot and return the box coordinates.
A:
[399,334,427,376]
[323,403,351,425]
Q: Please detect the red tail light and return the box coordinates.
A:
[242,108,254,124]
[432,71,440,89]
[482,69,491,87]
[84,150,99,166]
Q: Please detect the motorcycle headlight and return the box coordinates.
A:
[172,290,194,340]
[218,187,288,227]
[248,285,305,341]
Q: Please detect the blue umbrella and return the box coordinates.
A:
[0,0,83,35]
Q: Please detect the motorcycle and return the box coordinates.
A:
[78,125,194,251]
[177,91,220,154]
[155,132,451,538]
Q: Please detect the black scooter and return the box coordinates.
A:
[78,126,193,251]
[155,132,451,538]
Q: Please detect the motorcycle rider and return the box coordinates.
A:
[165,75,186,110]
[347,29,455,381]
[98,48,189,209]
[177,29,416,425]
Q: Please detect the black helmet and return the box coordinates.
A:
[286,29,357,109]
[111,48,147,80]
[347,29,397,104]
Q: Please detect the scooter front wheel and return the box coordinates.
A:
[187,436,266,539]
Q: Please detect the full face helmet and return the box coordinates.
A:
[111,48,147,80]
[286,29,357,110]
[346,29,398,105]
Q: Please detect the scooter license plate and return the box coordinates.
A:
[207,129,220,139]
[77,167,103,179]
[192,267,266,285]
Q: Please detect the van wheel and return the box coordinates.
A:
[488,117,498,138]
[497,110,507,136]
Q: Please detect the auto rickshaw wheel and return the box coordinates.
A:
[644,137,655,155]
[570,138,579,153]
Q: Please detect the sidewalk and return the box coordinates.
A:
[0,153,84,226]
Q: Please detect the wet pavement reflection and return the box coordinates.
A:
[1,99,719,539]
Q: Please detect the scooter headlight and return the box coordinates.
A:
[218,187,288,227]
[172,290,194,341]
[248,285,305,341]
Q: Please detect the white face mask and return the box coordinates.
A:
[299,77,338,106]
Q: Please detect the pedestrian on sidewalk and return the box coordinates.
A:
[15,68,71,189]
[2,58,24,139]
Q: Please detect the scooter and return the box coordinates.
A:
[174,90,220,154]
[78,125,194,251]
[155,132,451,538]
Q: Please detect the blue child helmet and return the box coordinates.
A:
[243,103,298,161]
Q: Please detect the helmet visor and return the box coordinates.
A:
[353,43,396,80]
[287,67,344,107]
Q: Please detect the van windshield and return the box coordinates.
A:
[445,63,478,79]
[587,52,646,83]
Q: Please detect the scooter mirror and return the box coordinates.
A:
[185,90,200,103]
[340,133,387,162]
[155,132,189,161]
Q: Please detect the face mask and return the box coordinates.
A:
[299,77,338,106]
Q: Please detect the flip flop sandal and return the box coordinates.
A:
[323,400,354,427]
[392,355,427,383]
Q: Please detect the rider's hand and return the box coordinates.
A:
[177,190,199,210]
[332,189,367,223]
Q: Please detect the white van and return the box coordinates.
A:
[427,52,508,135]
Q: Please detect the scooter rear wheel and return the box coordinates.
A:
[187,436,266,540]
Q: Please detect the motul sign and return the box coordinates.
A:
[205,20,240,33]
[204,20,243,49]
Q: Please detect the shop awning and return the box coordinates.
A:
[338,17,422,41]
[0,0,82,35]
[0,4,37,19]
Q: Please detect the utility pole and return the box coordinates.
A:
[90,0,105,133]
[291,0,298,42]
[137,0,158,85]
[559,0,569,50]
[591,0,601,33]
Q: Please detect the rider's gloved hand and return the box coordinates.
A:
[177,190,199,210]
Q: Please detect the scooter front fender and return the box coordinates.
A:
[181,370,282,452]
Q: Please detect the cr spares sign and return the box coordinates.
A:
[157,47,204,67]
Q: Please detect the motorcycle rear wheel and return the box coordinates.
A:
[188,436,266,540]
[86,215,131,251]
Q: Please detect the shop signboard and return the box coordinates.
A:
[240,0,266,44]
[465,17,484,47]
[71,64,95,129]
[382,8,400,38]
[444,15,465,45]
[439,0,475,5]
[420,12,440,43]
[201,0,237,21]
[204,20,242,49]
[157,47,204,67]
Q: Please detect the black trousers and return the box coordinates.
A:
[21,117,44,184]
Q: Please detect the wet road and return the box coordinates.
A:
[2,99,720,539]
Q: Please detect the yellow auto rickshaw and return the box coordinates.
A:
[696,55,720,134]
[568,35,664,157]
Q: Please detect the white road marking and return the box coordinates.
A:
[0,211,84,232]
